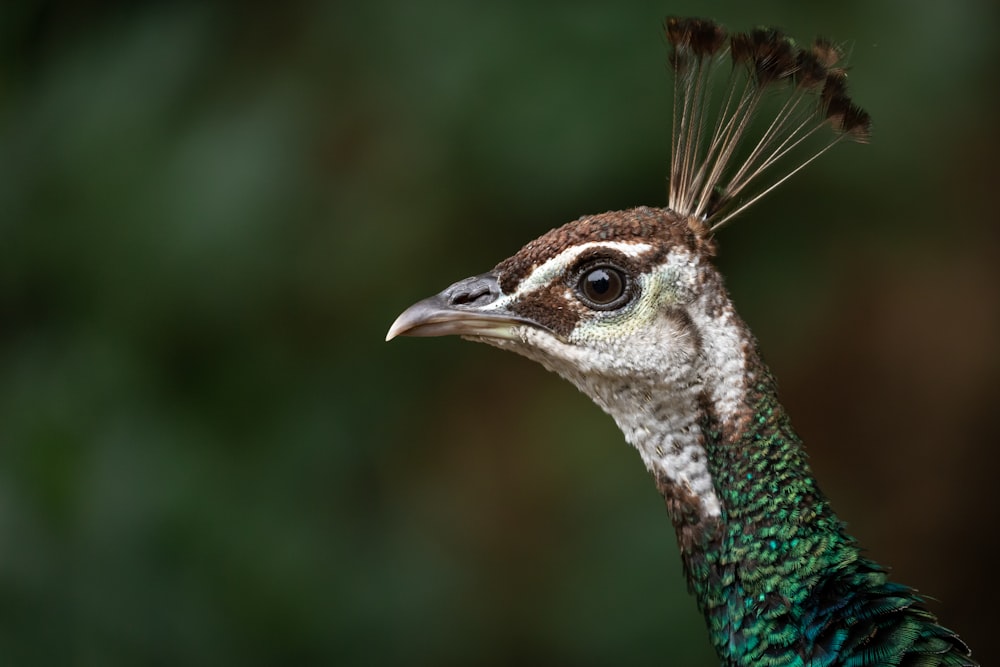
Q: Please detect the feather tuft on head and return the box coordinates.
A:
[663,17,871,234]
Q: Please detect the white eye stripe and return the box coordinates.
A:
[485,241,653,311]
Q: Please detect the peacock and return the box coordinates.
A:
[386,17,977,666]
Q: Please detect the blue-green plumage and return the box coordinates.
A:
[677,361,976,666]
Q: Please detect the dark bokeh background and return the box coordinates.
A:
[2,1,998,665]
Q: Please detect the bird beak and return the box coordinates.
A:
[386,272,535,342]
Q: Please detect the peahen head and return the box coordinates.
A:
[387,208,735,519]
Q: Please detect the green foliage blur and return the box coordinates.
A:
[2,1,998,665]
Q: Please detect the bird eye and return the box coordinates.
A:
[578,266,629,310]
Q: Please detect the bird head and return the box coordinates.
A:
[387,16,871,399]
[386,207,719,388]
[387,207,747,520]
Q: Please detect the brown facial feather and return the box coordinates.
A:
[508,280,586,339]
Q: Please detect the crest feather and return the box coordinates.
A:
[664,17,871,233]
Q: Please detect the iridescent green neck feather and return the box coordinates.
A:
[676,347,974,666]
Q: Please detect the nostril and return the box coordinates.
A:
[451,286,487,305]
[445,274,501,308]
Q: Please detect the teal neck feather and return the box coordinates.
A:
[659,353,977,667]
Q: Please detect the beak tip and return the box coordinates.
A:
[385,314,409,342]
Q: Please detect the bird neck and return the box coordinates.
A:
[608,291,974,666]
[626,296,861,664]
[683,355,860,664]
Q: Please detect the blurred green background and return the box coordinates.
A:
[2,1,998,665]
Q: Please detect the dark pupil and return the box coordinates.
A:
[583,268,622,304]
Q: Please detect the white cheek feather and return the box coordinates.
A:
[690,296,748,431]
[497,249,750,521]
[519,316,722,519]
